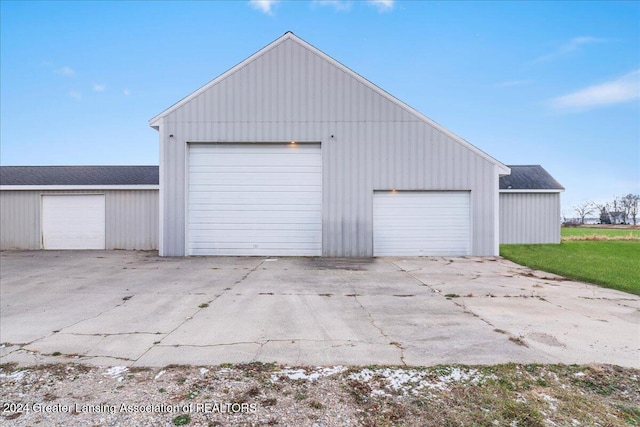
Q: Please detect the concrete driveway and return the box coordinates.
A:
[1,251,638,368]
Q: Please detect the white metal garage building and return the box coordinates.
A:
[0,164,562,252]
[150,32,513,257]
[499,165,564,244]
[0,166,158,250]
[0,33,564,255]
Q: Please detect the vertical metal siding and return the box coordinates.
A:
[105,190,158,250]
[159,38,499,257]
[0,190,158,250]
[0,191,40,249]
[500,193,561,244]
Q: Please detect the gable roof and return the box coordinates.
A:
[0,166,159,186]
[149,31,509,174]
[499,165,564,191]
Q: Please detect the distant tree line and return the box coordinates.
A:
[569,194,639,226]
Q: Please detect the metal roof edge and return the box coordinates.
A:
[148,32,295,128]
[148,32,509,172]
[499,189,564,193]
[0,185,160,191]
[287,34,510,172]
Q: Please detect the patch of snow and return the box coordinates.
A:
[540,393,558,411]
[264,259,278,262]
[271,366,347,382]
[154,370,166,380]
[104,366,128,379]
[571,419,581,426]
[347,367,485,396]
[199,368,209,376]
[573,372,585,377]
[0,370,28,381]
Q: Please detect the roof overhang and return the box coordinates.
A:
[499,189,564,193]
[0,185,159,191]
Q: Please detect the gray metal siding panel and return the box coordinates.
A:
[105,190,158,250]
[0,191,40,249]
[0,190,158,250]
[500,193,561,244]
[159,38,499,257]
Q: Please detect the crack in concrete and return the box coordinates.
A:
[133,259,267,363]
[387,258,533,352]
[345,259,415,366]
[66,332,165,337]
[155,338,380,348]
[9,295,140,349]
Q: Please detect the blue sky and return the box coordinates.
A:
[1,0,638,215]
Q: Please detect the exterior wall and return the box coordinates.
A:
[0,190,158,250]
[499,192,561,244]
[156,37,501,257]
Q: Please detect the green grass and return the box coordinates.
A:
[500,241,640,295]
[561,227,640,239]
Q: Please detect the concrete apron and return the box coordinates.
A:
[1,251,638,368]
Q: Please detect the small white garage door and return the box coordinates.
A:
[42,194,106,249]
[373,191,471,256]
[188,143,322,256]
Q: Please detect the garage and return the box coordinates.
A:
[373,191,471,256]
[42,194,105,249]
[187,143,322,256]
[150,32,512,257]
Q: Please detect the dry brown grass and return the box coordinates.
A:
[562,233,640,241]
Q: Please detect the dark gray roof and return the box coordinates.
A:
[500,165,564,190]
[0,166,159,186]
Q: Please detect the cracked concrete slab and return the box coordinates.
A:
[1,251,638,368]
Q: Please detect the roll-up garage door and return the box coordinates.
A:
[188,143,322,256]
[373,191,470,256]
[42,194,106,249]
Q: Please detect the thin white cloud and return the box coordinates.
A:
[535,36,607,63]
[55,66,76,77]
[69,90,82,101]
[93,83,106,92]
[249,0,278,14]
[368,0,394,12]
[123,88,131,96]
[496,80,534,88]
[314,0,352,11]
[551,69,640,111]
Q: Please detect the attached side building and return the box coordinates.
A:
[499,165,564,244]
[150,32,510,257]
[0,166,159,250]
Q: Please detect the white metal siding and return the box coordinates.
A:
[188,144,322,256]
[500,192,561,244]
[0,190,158,250]
[42,195,106,249]
[157,37,500,256]
[373,191,471,256]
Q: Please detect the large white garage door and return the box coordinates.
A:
[42,194,106,249]
[373,191,470,256]
[188,143,322,256]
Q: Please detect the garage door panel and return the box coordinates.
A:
[373,191,470,256]
[42,195,106,250]
[189,185,321,193]
[188,144,322,256]
[189,153,320,167]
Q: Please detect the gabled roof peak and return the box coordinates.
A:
[148,32,509,173]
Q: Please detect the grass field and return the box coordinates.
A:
[500,236,640,295]
[561,227,640,240]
